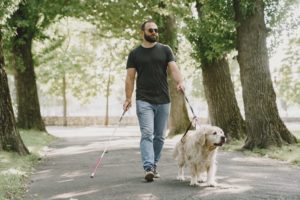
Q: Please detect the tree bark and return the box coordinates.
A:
[233,0,297,149]
[202,57,246,140]
[0,30,29,155]
[104,66,111,126]
[155,14,190,137]
[62,74,67,126]
[12,26,46,131]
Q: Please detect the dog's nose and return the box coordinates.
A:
[221,136,226,143]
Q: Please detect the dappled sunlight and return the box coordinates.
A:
[48,145,96,156]
[49,189,99,199]
[135,193,160,200]
[195,184,252,197]
[0,168,26,176]
[47,126,141,138]
[36,169,52,174]
[47,138,140,157]
[57,179,74,183]
[61,170,86,178]
[226,178,249,183]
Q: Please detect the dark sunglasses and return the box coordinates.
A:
[147,28,158,33]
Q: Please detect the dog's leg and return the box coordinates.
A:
[198,171,206,183]
[190,164,200,186]
[176,149,185,181]
[206,161,217,187]
[176,165,185,181]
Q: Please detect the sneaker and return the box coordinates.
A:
[153,169,160,178]
[144,170,154,182]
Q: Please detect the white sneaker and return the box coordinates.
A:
[154,169,160,178]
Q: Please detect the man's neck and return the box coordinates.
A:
[141,41,157,48]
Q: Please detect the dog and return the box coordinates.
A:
[173,125,226,187]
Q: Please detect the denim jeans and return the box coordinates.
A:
[136,100,170,171]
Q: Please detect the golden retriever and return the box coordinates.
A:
[173,125,226,187]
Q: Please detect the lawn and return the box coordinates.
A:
[223,122,300,166]
[0,130,54,200]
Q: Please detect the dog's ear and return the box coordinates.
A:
[198,133,206,146]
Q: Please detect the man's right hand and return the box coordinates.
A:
[123,99,132,111]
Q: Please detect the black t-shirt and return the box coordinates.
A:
[126,43,176,104]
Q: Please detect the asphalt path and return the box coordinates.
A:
[25,126,300,200]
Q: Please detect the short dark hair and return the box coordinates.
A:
[141,19,156,31]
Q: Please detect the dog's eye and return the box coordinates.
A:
[213,132,217,135]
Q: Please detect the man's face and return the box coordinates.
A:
[143,22,158,43]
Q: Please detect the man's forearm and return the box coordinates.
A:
[172,67,184,85]
[125,77,134,101]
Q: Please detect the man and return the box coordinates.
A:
[123,19,184,182]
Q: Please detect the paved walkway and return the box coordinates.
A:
[25,126,300,200]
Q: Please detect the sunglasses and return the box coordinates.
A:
[147,28,158,33]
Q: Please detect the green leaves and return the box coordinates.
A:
[0,0,21,26]
[184,0,236,64]
[275,35,300,106]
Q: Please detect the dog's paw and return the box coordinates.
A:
[197,177,206,183]
[190,181,201,187]
[207,181,217,187]
[176,176,185,181]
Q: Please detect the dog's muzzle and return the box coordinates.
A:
[214,136,226,146]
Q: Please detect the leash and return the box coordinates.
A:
[90,109,127,178]
[181,92,200,143]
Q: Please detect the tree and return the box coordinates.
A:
[0,1,29,155]
[6,0,85,130]
[233,0,297,149]
[185,0,246,140]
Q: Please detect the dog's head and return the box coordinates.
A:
[198,126,226,148]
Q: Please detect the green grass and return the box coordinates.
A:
[0,130,54,200]
[223,128,300,167]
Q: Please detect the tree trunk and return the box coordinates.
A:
[202,57,246,140]
[12,27,46,131]
[0,31,29,155]
[62,74,67,126]
[233,0,297,149]
[104,67,111,126]
[155,14,190,137]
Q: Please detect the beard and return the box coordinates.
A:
[144,34,158,43]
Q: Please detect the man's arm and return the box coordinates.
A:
[168,61,185,92]
[123,68,136,111]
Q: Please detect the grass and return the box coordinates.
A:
[0,130,54,200]
[222,127,300,167]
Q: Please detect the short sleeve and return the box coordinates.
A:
[165,45,176,63]
[126,51,135,69]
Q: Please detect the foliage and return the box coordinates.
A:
[274,35,300,106]
[184,1,236,64]
[265,0,300,54]
[34,18,136,105]
[0,0,21,26]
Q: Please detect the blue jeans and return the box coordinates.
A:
[136,100,170,171]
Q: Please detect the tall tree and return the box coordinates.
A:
[0,1,29,155]
[185,1,246,140]
[6,0,85,130]
[233,0,297,148]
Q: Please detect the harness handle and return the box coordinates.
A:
[180,92,200,143]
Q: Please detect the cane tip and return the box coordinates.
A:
[90,173,94,178]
